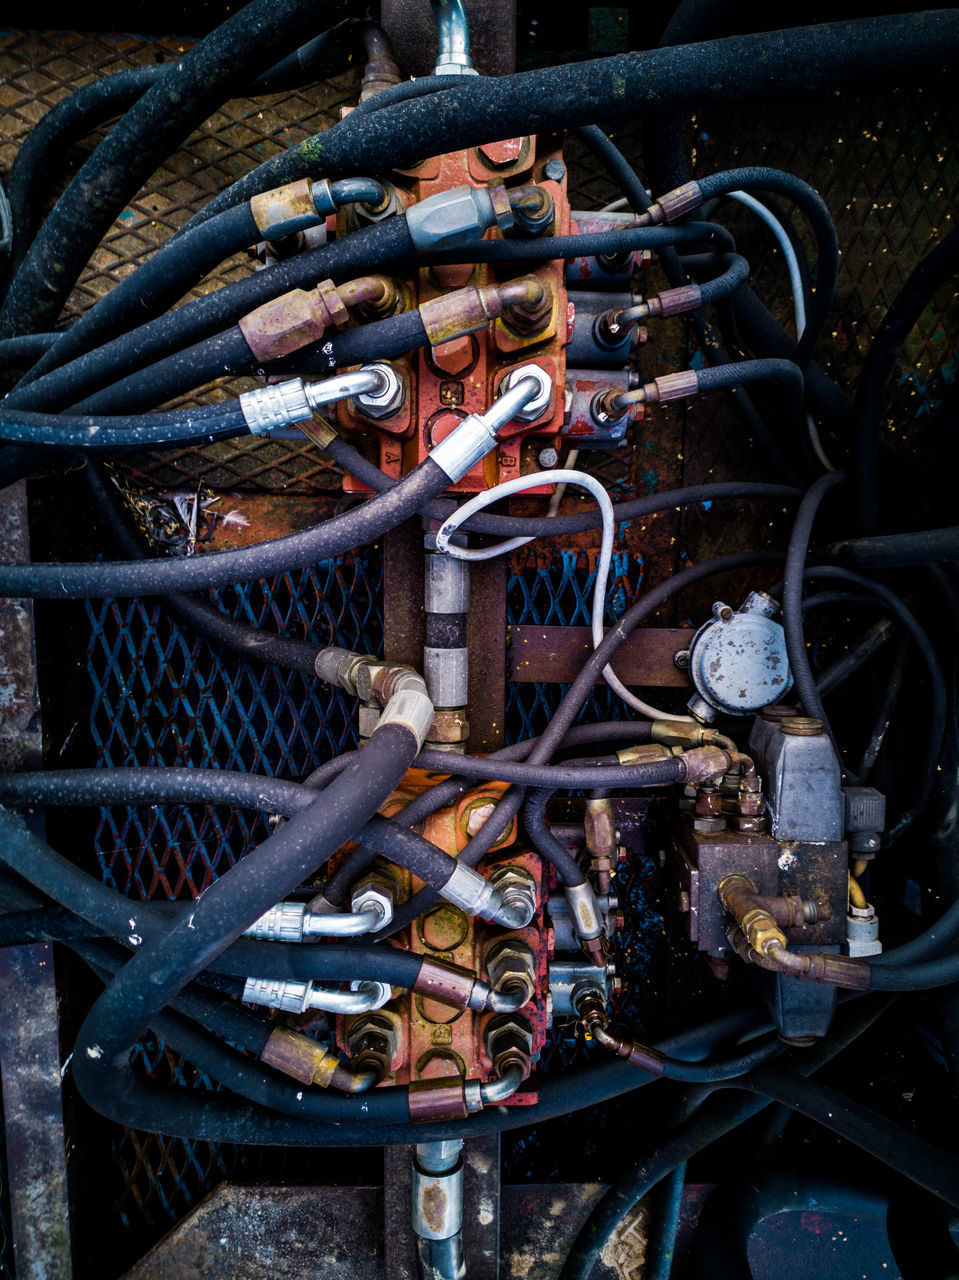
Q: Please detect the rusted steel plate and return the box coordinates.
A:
[0,482,41,772]
[508,626,695,687]
[384,518,427,670]
[0,944,72,1280]
[467,557,507,751]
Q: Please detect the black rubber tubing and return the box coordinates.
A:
[0,0,355,339]
[411,750,682,791]
[691,252,750,304]
[0,453,450,598]
[69,309,428,416]
[830,526,959,570]
[184,14,959,232]
[5,214,417,413]
[660,1036,783,1082]
[22,176,385,396]
[523,788,593,889]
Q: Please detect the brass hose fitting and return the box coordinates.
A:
[575,990,667,1076]
[260,1026,380,1093]
[640,181,704,226]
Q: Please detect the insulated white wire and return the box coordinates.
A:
[435,469,691,720]
[728,190,835,472]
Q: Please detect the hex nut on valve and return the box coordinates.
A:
[484,938,537,1008]
[354,363,405,419]
[484,1013,534,1078]
[487,865,537,925]
[500,363,553,422]
[350,871,396,930]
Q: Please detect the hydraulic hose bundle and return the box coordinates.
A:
[1,5,958,1278]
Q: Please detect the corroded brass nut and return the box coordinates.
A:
[584,798,616,857]
[427,708,470,744]
[358,703,382,739]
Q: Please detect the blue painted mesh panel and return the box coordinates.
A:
[83,552,382,1232]
[0,1064,12,1280]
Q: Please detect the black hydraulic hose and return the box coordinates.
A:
[558,995,891,1280]
[24,177,385,393]
[780,472,845,744]
[572,125,802,483]
[0,333,57,371]
[691,252,750,304]
[831,526,959,570]
[0,402,249,451]
[0,453,451,598]
[71,309,428,416]
[0,767,309,815]
[323,434,800,539]
[0,0,354,338]
[72,722,418,1131]
[7,215,417,414]
[805,564,946,842]
[523,789,589,889]
[740,1065,959,1210]
[414,749,675,791]
[187,13,959,229]
[853,225,959,535]
[693,358,805,438]
[869,953,959,992]
[0,907,105,946]
[694,168,837,370]
[660,1036,783,1082]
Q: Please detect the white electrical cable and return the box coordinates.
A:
[728,190,835,472]
[547,447,579,517]
[435,469,692,721]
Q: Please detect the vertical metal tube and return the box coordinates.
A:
[413,1140,466,1280]
[431,0,476,74]
[423,528,470,751]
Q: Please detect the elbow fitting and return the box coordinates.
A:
[574,989,666,1075]
[314,646,380,695]
[337,274,405,318]
[484,938,537,1009]
[420,281,507,345]
[430,372,546,482]
[406,181,513,252]
[681,745,734,786]
[260,1026,358,1089]
[250,177,339,240]
[439,863,533,928]
[376,675,434,751]
[508,184,555,236]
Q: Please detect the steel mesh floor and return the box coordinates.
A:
[2,17,957,1273]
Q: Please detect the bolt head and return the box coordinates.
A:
[673,649,690,670]
[538,446,559,469]
[543,159,566,182]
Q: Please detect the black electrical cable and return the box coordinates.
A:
[0,0,355,338]
[70,309,427,416]
[853,225,959,535]
[0,452,451,598]
[185,14,959,231]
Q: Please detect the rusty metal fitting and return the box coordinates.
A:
[499,276,554,336]
[485,1014,534,1082]
[565,881,604,943]
[347,1012,400,1080]
[350,869,397,931]
[359,21,403,100]
[314,646,379,695]
[739,757,760,791]
[579,931,609,968]
[416,957,487,1011]
[642,369,701,405]
[354,363,406,420]
[426,707,470,744]
[765,941,871,991]
[240,281,347,362]
[357,702,381,739]
[644,181,704,226]
[651,721,710,749]
[681,745,734,786]
[585,798,616,859]
[260,1027,343,1088]
[337,274,402,317]
[484,938,537,1008]
[407,182,513,253]
[408,1077,470,1122]
[645,283,704,318]
[508,183,555,235]
[719,875,787,955]
[420,282,506,346]
[594,1025,668,1076]
[695,785,723,817]
[251,178,324,241]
